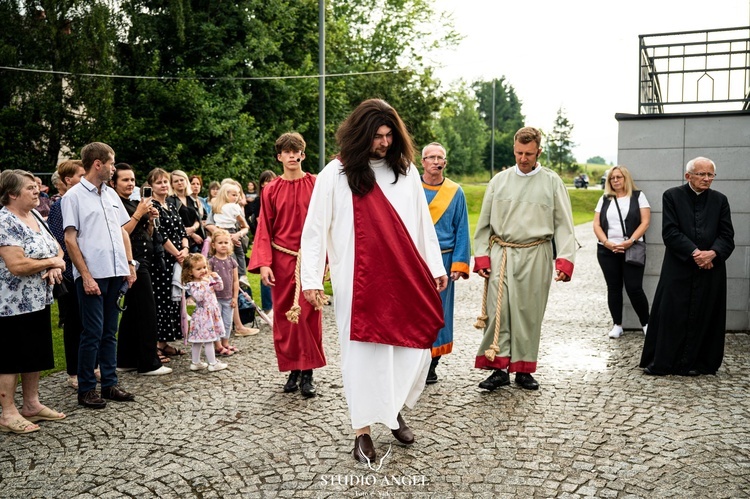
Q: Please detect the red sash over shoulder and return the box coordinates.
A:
[350,183,444,349]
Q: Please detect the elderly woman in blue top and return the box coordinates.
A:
[47,159,86,390]
[0,169,67,434]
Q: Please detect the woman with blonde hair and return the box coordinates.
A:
[168,170,205,253]
[593,166,651,338]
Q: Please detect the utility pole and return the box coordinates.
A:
[318,0,325,172]
[490,79,495,178]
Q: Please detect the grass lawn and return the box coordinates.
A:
[44,181,599,377]
[461,181,601,245]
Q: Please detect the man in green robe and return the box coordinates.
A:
[473,127,576,391]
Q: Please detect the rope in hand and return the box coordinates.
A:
[271,242,329,323]
[475,235,547,361]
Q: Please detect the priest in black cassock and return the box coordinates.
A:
[640,157,735,376]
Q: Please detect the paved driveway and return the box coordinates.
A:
[1,222,748,498]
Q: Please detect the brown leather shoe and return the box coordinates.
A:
[78,389,107,409]
[391,412,415,445]
[101,385,135,402]
[352,434,377,463]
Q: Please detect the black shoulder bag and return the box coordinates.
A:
[612,196,646,267]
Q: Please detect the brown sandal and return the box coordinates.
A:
[156,349,171,364]
[160,345,185,356]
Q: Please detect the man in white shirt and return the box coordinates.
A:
[63,142,137,409]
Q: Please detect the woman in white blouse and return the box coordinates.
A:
[593,166,651,339]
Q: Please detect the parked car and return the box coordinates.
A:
[600,169,610,189]
[574,174,589,189]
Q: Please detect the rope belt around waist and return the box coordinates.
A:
[271,241,328,323]
[474,235,547,362]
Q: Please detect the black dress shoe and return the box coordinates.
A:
[425,366,438,385]
[283,370,300,393]
[299,370,316,398]
[101,385,135,402]
[643,367,665,376]
[391,412,415,445]
[678,369,700,377]
[478,369,510,391]
[515,372,539,390]
[353,434,377,463]
[78,389,107,409]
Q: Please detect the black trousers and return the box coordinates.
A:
[117,267,162,373]
[58,276,82,376]
[596,245,650,326]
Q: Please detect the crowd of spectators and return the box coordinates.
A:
[0,162,271,433]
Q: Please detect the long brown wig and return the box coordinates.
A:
[335,99,415,196]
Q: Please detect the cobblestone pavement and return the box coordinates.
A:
[1,222,749,498]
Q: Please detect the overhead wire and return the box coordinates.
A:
[0,66,405,80]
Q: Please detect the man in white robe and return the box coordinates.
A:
[300,99,447,464]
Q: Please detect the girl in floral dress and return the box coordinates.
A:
[181,253,228,372]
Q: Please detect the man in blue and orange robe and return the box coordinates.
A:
[421,142,471,384]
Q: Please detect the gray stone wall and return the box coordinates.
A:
[616,112,750,330]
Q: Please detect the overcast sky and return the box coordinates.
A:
[431,0,750,165]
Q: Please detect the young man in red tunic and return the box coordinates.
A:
[248,132,325,397]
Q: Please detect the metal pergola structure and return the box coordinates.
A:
[639,26,750,114]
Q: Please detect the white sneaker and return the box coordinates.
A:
[190,362,208,371]
[208,361,228,372]
[140,366,173,376]
[608,325,624,338]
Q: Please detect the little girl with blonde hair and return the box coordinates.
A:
[181,253,228,372]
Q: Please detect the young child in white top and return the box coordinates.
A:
[207,182,255,336]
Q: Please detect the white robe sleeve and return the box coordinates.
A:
[300,162,335,291]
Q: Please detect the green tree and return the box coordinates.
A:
[546,107,576,172]
[1,0,460,184]
[113,0,277,182]
[0,0,118,172]
[431,82,489,175]
[326,0,460,160]
[472,77,524,170]
[587,155,606,165]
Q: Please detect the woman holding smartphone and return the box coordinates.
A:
[112,164,172,375]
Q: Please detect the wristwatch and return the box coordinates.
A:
[128,260,137,266]
[630,238,636,244]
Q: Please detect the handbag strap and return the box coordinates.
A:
[611,196,631,238]
[31,210,56,238]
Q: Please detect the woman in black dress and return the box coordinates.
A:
[148,168,189,357]
[112,164,173,375]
